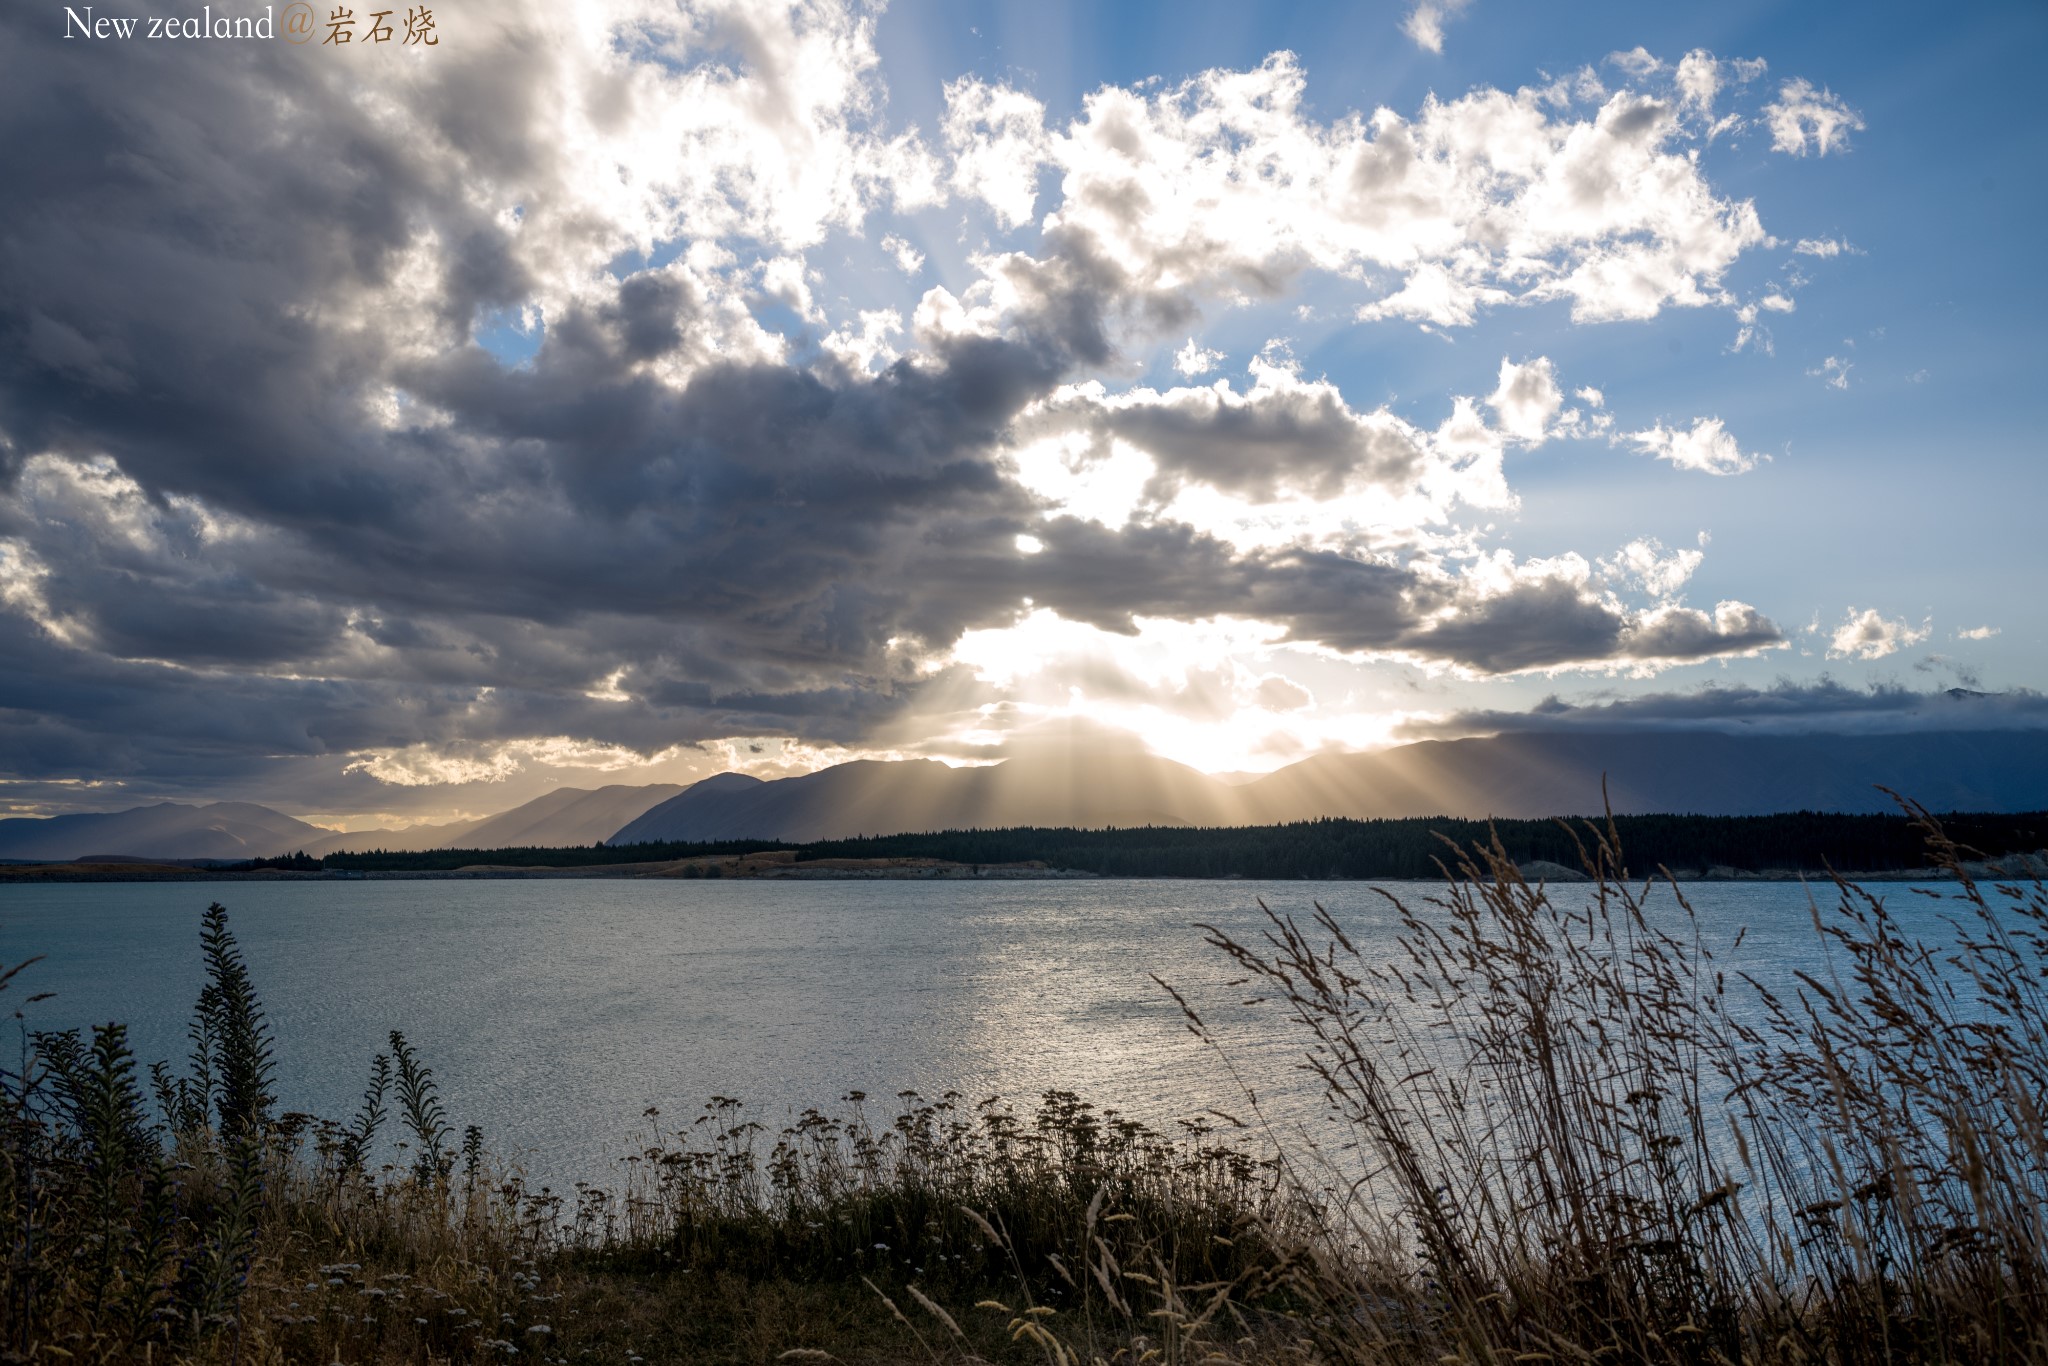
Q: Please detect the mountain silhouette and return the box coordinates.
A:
[10,729,2048,861]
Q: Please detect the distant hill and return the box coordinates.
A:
[299,817,489,858]
[449,783,684,849]
[0,783,685,862]
[613,761,979,843]
[603,772,765,843]
[275,785,688,857]
[1233,729,2048,821]
[0,801,327,862]
[608,729,2048,843]
[609,750,1242,844]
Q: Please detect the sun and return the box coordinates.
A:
[925,607,1409,775]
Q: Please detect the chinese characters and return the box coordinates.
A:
[320,5,436,46]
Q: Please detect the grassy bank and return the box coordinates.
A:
[5,802,2046,1363]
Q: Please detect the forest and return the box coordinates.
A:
[315,808,2048,878]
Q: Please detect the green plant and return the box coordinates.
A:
[1,904,487,1361]
[334,1046,391,1177]
[390,1028,453,1182]
[190,901,277,1135]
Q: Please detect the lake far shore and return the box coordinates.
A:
[7,856,2029,884]
[0,852,1103,882]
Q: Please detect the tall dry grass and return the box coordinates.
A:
[1180,797,2048,1364]
[2,801,2044,1363]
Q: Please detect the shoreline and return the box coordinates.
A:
[0,859,2005,885]
[0,853,1106,883]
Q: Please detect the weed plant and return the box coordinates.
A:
[2,800,2045,1364]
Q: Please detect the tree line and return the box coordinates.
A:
[316,809,2048,878]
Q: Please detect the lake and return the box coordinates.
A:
[0,875,1963,1190]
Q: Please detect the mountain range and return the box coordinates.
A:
[8,728,2047,862]
[0,783,685,863]
[0,801,336,863]
[607,750,1246,844]
[612,728,2048,843]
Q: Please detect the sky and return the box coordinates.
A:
[1,0,2044,829]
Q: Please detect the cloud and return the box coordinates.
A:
[942,78,1052,230]
[1402,0,1472,54]
[346,736,664,786]
[1810,355,1853,389]
[1623,417,1766,475]
[1001,527,1781,678]
[822,308,905,372]
[928,51,1781,342]
[880,234,926,275]
[1828,608,1932,660]
[1674,50,1722,119]
[1765,78,1865,155]
[759,255,823,322]
[1663,49,1769,140]
[0,331,1786,807]
[1172,338,1225,377]
[1025,361,1439,507]
[1393,577,1782,676]
[0,5,1849,813]
[1958,625,2000,641]
[1487,357,1565,444]
[1011,347,1625,543]
[1601,537,1703,597]
[1606,48,1662,78]
[1254,674,1313,711]
[1356,264,1511,329]
[1400,680,2048,741]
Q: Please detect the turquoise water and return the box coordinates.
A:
[0,876,1961,1188]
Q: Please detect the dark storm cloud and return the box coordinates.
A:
[1394,585,1784,675]
[898,514,1434,649]
[1622,602,1783,663]
[0,610,921,801]
[0,0,1066,708]
[1399,681,2048,741]
[0,30,501,527]
[984,246,1121,367]
[1029,374,1430,502]
[0,4,1068,665]
[956,518,1780,674]
[1391,577,1631,673]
